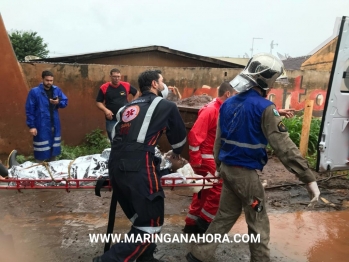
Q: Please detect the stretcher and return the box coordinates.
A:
[0,176,221,192]
[0,149,220,192]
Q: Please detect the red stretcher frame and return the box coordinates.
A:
[0,177,221,193]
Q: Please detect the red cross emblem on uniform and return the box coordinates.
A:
[122,105,140,122]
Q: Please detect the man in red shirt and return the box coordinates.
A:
[96,68,139,142]
[184,82,234,234]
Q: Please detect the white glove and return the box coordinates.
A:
[214,170,220,178]
[306,181,320,208]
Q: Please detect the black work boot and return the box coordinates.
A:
[182,224,201,234]
[136,244,166,262]
[195,217,210,233]
[186,252,203,262]
[92,256,102,262]
[8,150,19,168]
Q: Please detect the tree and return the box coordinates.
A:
[8,30,49,61]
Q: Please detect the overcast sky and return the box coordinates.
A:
[1,0,348,59]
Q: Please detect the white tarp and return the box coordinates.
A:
[7,148,211,188]
[7,149,111,187]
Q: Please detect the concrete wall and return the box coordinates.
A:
[268,70,330,117]
[0,61,331,155]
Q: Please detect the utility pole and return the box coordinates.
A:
[270,40,278,54]
[250,37,263,57]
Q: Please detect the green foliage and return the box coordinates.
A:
[306,153,318,170]
[283,116,321,155]
[267,116,321,169]
[8,30,49,61]
[57,129,110,160]
[14,129,109,163]
[16,154,35,164]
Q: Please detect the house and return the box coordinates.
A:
[32,45,244,68]
[300,37,338,71]
[211,57,249,67]
[282,56,311,70]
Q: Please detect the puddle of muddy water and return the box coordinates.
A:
[222,211,349,262]
[163,211,349,262]
[88,211,349,261]
[42,211,349,262]
[2,207,349,261]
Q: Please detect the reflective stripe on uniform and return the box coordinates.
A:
[189,145,200,151]
[201,154,214,159]
[186,213,199,220]
[133,226,162,234]
[130,213,138,224]
[137,97,163,143]
[201,208,215,220]
[111,105,126,140]
[172,137,187,149]
[34,146,50,151]
[221,138,267,149]
[33,140,49,146]
[53,143,61,147]
[54,137,61,141]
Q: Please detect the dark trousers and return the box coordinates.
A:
[101,144,164,262]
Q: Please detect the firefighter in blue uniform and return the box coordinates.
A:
[94,70,187,262]
[186,53,321,262]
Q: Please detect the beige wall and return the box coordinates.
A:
[301,37,337,71]
[0,62,331,155]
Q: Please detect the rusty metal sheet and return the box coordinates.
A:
[0,14,31,155]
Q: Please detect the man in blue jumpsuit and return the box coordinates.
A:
[25,70,68,162]
[94,70,187,262]
[186,53,321,262]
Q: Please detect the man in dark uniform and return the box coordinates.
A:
[96,68,139,143]
[186,53,321,262]
[94,70,187,262]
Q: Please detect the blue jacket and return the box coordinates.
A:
[218,89,272,170]
[25,83,68,160]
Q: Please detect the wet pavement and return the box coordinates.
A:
[0,156,348,261]
[0,189,349,262]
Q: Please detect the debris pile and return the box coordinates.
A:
[176,95,212,107]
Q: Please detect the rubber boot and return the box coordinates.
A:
[92,256,103,262]
[195,217,210,233]
[182,225,206,234]
[136,243,166,262]
[8,150,19,168]
[186,252,203,262]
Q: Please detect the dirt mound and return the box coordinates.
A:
[176,95,212,107]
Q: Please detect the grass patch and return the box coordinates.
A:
[17,129,110,163]
[267,116,321,169]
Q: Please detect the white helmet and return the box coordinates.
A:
[230,53,285,93]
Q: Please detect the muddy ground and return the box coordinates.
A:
[0,156,349,262]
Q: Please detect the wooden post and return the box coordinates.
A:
[299,100,314,157]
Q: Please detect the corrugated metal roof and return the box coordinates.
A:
[32,45,244,68]
[282,56,311,70]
